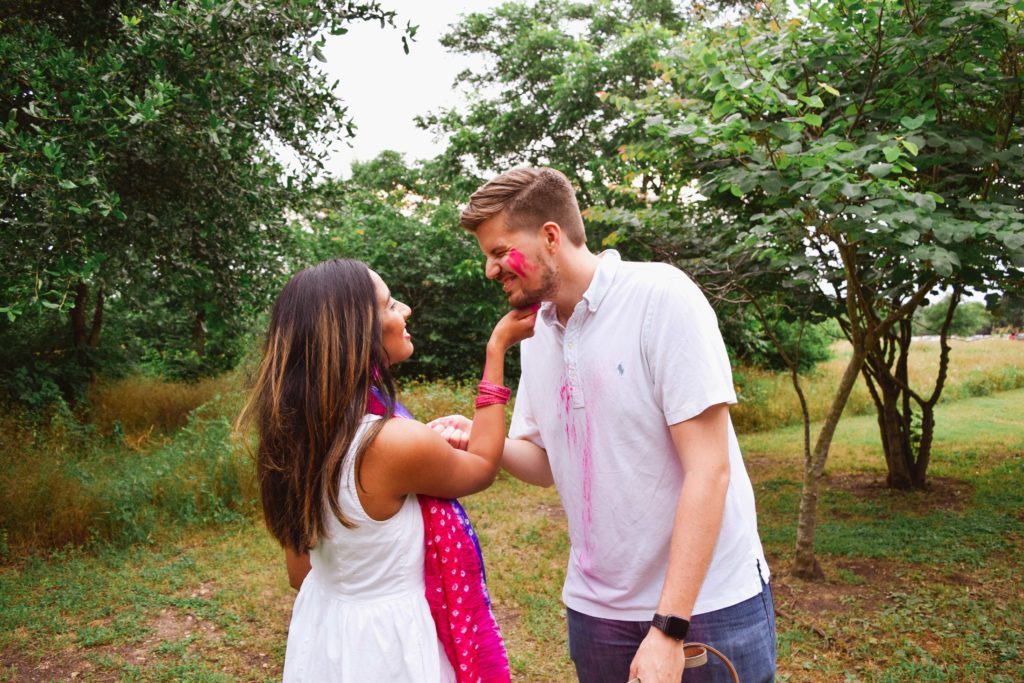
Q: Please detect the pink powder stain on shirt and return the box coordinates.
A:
[559,376,593,569]
[579,412,594,569]
[559,379,576,444]
[505,248,531,278]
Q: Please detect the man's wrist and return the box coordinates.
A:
[651,612,690,641]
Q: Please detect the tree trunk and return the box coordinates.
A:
[913,404,935,488]
[865,292,960,491]
[68,282,89,348]
[879,380,914,489]
[87,287,104,347]
[194,309,207,357]
[792,344,866,579]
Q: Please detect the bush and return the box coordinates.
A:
[0,385,255,557]
[913,298,994,337]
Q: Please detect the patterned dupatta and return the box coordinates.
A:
[367,389,511,683]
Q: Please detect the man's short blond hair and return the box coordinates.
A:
[460,167,586,246]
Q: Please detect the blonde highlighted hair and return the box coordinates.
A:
[237,259,396,553]
[460,167,587,246]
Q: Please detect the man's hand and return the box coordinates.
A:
[628,628,686,683]
[426,414,472,450]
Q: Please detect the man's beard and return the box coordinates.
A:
[507,259,557,309]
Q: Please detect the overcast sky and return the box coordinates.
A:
[315,0,505,178]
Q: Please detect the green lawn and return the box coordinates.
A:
[2,389,1023,682]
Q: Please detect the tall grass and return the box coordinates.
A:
[0,390,256,558]
[87,374,237,436]
[730,337,1024,433]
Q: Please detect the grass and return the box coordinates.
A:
[2,388,1022,680]
[731,337,1024,433]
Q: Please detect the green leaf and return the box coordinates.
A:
[901,139,919,156]
[818,82,840,96]
[900,115,926,129]
[912,193,936,211]
[711,99,734,119]
[868,163,893,177]
[802,113,823,127]
[1003,233,1024,250]
[883,146,901,162]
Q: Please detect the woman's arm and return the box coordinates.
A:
[360,307,538,503]
[285,548,311,590]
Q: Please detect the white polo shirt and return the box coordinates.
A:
[509,250,769,620]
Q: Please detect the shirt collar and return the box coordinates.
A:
[582,249,621,313]
[538,249,622,325]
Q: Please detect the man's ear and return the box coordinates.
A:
[540,221,561,253]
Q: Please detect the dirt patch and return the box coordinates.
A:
[0,603,227,681]
[825,472,974,513]
[770,556,908,641]
[0,647,96,682]
[492,602,521,631]
[535,503,565,520]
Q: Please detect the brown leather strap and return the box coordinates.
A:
[684,642,740,683]
[626,641,740,683]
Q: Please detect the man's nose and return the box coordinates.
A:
[484,257,501,280]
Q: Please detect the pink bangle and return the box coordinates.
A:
[475,380,511,409]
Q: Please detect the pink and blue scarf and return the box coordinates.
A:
[368,389,511,683]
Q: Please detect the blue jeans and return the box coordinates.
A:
[567,565,776,683]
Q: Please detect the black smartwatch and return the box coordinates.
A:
[651,613,690,640]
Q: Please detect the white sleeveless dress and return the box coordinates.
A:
[282,415,457,682]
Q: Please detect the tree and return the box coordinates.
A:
[0,0,413,394]
[608,0,1024,575]
[298,152,512,381]
[419,0,688,211]
[914,297,993,336]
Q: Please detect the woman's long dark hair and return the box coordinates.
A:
[238,259,397,553]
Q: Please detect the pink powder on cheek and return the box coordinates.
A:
[505,249,531,278]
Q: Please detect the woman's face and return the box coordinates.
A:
[369,270,413,365]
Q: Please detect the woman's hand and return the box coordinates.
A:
[489,305,539,352]
[427,415,472,450]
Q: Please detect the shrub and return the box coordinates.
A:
[0,386,255,557]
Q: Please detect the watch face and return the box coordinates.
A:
[654,613,690,640]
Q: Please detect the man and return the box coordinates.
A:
[440,166,775,682]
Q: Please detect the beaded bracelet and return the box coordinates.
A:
[475,380,511,409]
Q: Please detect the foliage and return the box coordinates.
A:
[988,287,1024,330]
[914,297,993,336]
[0,0,412,397]
[420,0,688,228]
[298,152,515,381]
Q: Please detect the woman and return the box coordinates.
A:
[238,258,535,682]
